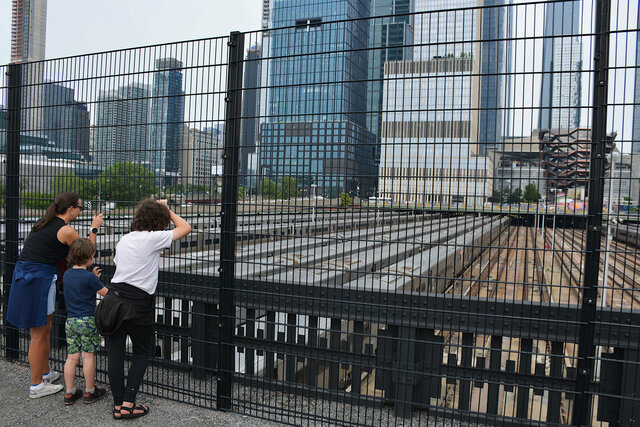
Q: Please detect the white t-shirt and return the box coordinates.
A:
[111,230,173,294]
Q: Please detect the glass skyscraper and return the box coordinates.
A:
[538,0,582,131]
[42,82,90,157]
[240,45,262,187]
[631,9,640,201]
[478,0,512,153]
[11,0,48,134]
[94,83,150,169]
[260,0,377,197]
[151,58,185,184]
[633,8,640,155]
[366,0,414,163]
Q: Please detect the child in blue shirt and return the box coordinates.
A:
[62,238,108,405]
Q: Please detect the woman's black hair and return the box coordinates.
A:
[130,199,171,232]
[32,192,80,232]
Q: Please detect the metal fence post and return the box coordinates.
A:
[572,0,611,423]
[2,63,22,360]
[217,31,245,411]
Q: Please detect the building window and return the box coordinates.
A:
[295,18,322,31]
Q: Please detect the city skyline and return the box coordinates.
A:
[2,0,638,204]
[3,1,637,148]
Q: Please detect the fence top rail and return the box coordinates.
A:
[1,0,616,70]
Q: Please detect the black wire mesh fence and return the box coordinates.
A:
[2,0,640,425]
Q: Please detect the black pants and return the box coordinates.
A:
[105,321,153,405]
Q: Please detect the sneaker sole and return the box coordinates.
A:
[29,387,63,399]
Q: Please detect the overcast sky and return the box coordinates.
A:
[0,0,263,64]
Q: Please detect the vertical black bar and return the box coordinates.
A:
[459,332,474,410]
[180,300,189,364]
[286,313,296,382]
[217,31,245,411]
[306,316,318,386]
[3,62,22,360]
[573,0,610,423]
[163,297,172,360]
[517,338,533,419]
[329,318,341,389]
[487,335,503,414]
[619,349,640,425]
[265,311,276,378]
[192,302,216,379]
[245,308,255,376]
[351,320,364,395]
[548,341,564,423]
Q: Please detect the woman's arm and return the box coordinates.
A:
[57,226,79,247]
[157,200,191,241]
[88,213,104,245]
[58,213,103,246]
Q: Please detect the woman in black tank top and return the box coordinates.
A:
[6,192,104,398]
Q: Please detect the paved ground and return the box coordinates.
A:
[0,359,281,427]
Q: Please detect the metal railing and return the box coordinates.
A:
[2,0,640,425]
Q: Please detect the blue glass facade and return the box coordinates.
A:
[366,0,414,162]
[151,58,185,183]
[538,0,582,130]
[261,0,376,197]
[478,0,512,154]
[261,121,375,196]
[42,83,90,158]
[633,7,640,154]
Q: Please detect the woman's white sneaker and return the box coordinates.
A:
[29,382,63,399]
[42,371,60,383]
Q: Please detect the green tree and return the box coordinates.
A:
[21,192,53,209]
[508,188,522,204]
[493,188,511,203]
[260,179,278,199]
[237,186,245,200]
[278,176,299,200]
[339,192,353,207]
[51,172,95,200]
[523,183,541,203]
[166,183,185,194]
[100,162,155,205]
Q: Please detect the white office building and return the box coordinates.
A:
[378,58,491,206]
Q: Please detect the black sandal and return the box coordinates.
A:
[112,406,121,420]
[119,403,149,419]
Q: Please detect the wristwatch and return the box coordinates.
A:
[90,227,99,235]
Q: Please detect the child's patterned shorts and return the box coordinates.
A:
[65,316,100,354]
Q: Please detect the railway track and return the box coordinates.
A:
[550,228,640,309]
[441,225,566,418]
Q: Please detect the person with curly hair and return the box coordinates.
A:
[105,199,191,420]
[7,191,103,399]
